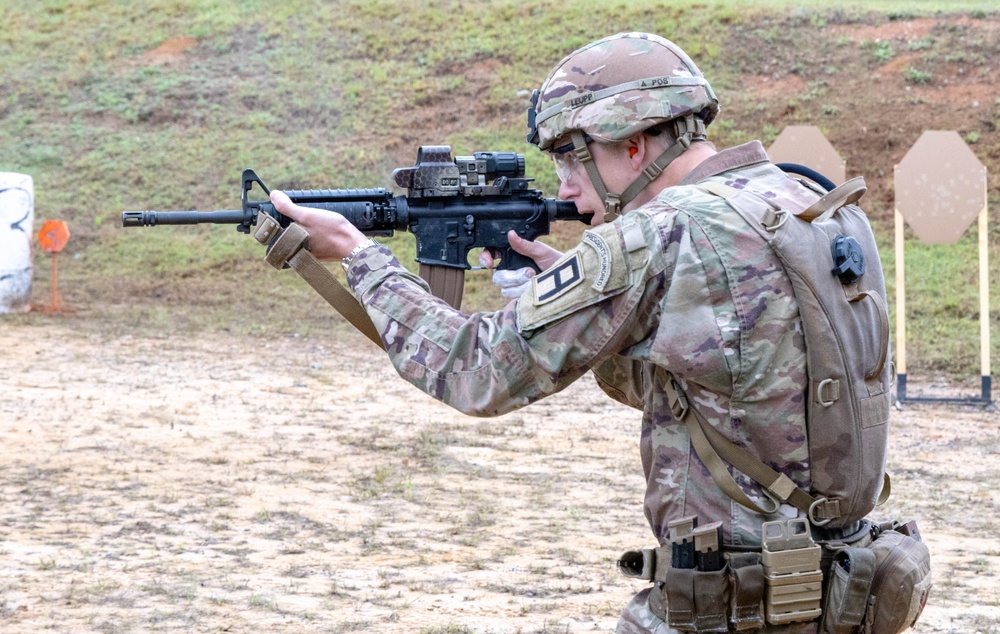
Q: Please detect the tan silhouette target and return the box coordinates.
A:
[894,130,987,245]
[767,125,846,186]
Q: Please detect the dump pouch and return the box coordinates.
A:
[865,529,932,634]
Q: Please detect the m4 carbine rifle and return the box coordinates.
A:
[122,145,590,311]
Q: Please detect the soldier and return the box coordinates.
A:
[271,33,837,633]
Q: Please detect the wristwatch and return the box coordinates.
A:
[341,238,379,270]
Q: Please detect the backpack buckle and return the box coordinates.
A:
[816,378,840,407]
[668,378,689,420]
[762,209,789,232]
[808,497,834,527]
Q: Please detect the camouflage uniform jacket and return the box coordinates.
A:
[346,141,815,548]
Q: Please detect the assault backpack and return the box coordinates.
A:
[666,172,893,529]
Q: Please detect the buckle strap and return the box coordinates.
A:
[665,376,690,420]
[264,221,309,270]
[254,216,385,350]
[603,194,622,223]
[642,162,664,181]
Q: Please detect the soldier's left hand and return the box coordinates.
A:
[269,190,368,261]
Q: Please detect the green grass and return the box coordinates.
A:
[1,0,998,377]
[891,226,998,376]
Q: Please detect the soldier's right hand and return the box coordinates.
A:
[479,230,563,299]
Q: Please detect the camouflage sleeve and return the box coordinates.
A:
[344,214,667,417]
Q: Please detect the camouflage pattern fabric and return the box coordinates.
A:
[346,141,828,631]
[530,32,719,151]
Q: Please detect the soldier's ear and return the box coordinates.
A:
[626,135,646,170]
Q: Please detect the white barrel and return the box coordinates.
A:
[0,173,34,313]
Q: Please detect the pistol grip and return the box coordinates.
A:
[497,248,542,274]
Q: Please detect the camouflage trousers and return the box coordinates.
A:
[616,587,819,634]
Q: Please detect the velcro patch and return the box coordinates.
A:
[532,253,584,305]
[622,218,647,253]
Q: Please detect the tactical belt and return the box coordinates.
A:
[617,518,875,630]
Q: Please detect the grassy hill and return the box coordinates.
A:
[1,0,998,379]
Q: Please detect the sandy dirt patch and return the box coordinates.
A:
[0,321,997,633]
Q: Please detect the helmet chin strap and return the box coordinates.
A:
[571,115,707,223]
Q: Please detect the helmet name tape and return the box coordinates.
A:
[568,93,595,109]
[535,75,710,128]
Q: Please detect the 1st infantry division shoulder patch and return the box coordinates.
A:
[532,253,584,305]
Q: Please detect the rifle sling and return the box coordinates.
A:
[255,218,385,349]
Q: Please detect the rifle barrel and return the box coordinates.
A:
[122,210,248,227]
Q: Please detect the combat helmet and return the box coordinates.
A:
[526,33,720,221]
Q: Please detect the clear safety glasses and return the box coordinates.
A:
[549,134,593,183]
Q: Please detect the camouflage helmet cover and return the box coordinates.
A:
[527,33,720,151]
